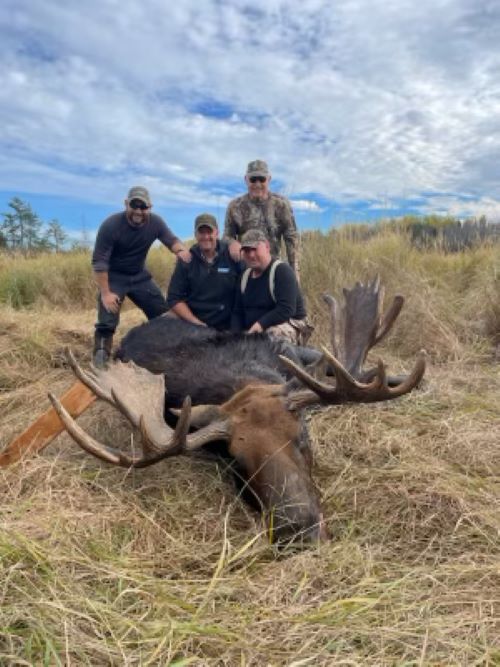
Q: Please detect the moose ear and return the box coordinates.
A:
[170,404,224,429]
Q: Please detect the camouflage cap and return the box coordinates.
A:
[194,213,218,231]
[240,229,269,248]
[246,159,270,177]
[127,186,151,206]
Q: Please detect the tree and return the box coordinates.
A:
[0,197,43,252]
[44,219,68,252]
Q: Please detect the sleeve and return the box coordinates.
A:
[258,263,298,330]
[230,278,245,332]
[166,257,191,308]
[156,217,181,250]
[223,201,239,242]
[91,220,115,272]
[280,199,299,274]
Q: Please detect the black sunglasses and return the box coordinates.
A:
[129,200,149,210]
[249,176,267,184]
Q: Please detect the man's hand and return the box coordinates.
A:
[101,291,121,314]
[176,249,192,263]
[228,240,241,262]
[247,321,264,334]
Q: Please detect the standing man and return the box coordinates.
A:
[224,160,300,276]
[167,213,242,330]
[92,185,190,366]
[231,229,312,345]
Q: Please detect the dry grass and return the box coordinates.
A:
[0,236,499,665]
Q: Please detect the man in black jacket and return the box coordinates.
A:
[231,229,311,344]
[166,213,242,330]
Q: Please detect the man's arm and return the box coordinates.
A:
[92,219,121,313]
[170,302,207,326]
[280,200,300,278]
[93,271,121,313]
[230,280,245,332]
[166,257,205,326]
[171,240,191,263]
[156,217,191,263]
[256,263,297,330]
[223,203,242,262]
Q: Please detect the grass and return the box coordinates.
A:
[0,232,499,664]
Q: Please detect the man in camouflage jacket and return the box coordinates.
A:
[224,160,300,277]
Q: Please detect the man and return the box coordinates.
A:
[231,229,311,345]
[224,159,300,276]
[167,213,242,330]
[92,185,190,366]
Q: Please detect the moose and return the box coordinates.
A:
[48,278,425,544]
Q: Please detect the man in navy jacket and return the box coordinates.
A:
[167,213,242,330]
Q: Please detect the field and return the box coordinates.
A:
[0,231,499,665]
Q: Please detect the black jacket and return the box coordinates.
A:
[167,240,242,330]
[231,259,306,331]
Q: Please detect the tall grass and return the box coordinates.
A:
[0,227,499,664]
[0,248,177,310]
[301,230,500,359]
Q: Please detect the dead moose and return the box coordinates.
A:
[48,278,425,544]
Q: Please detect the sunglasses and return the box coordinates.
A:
[249,176,267,184]
[129,200,149,210]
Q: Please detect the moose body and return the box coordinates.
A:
[115,316,308,407]
[50,279,426,545]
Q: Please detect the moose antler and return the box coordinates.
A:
[48,350,232,468]
[283,278,425,410]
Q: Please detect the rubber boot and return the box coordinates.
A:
[93,333,113,368]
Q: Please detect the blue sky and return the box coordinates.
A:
[1,0,500,244]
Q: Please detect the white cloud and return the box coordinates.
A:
[290,199,323,212]
[1,0,500,222]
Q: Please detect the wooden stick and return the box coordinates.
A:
[0,381,96,467]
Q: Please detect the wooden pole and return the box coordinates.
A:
[0,381,96,467]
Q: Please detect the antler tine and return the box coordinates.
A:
[373,295,405,347]
[139,396,192,459]
[321,293,339,359]
[48,391,137,466]
[281,348,426,406]
[47,392,193,468]
[65,348,115,405]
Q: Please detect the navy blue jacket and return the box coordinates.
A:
[167,240,242,330]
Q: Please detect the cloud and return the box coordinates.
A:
[290,199,323,212]
[1,0,500,224]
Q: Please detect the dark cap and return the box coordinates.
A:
[194,213,218,231]
[246,159,270,177]
[240,229,268,248]
[127,186,151,206]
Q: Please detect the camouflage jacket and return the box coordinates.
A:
[224,192,299,274]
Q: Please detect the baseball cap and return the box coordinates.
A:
[127,186,151,206]
[194,213,218,231]
[240,229,268,248]
[246,159,270,177]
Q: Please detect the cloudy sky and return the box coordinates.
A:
[1,0,499,241]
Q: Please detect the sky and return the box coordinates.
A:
[1,0,500,244]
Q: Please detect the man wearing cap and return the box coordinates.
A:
[166,213,243,330]
[224,159,300,277]
[91,186,190,366]
[231,229,312,345]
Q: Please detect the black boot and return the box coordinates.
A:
[93,333,113,368]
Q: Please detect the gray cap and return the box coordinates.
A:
[240,229,268,248]
[246,159,270,177]
[194,213,218,231]
[127,186,151,206]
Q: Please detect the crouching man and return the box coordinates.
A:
[231,229,312,345]
[167,213,243,330]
